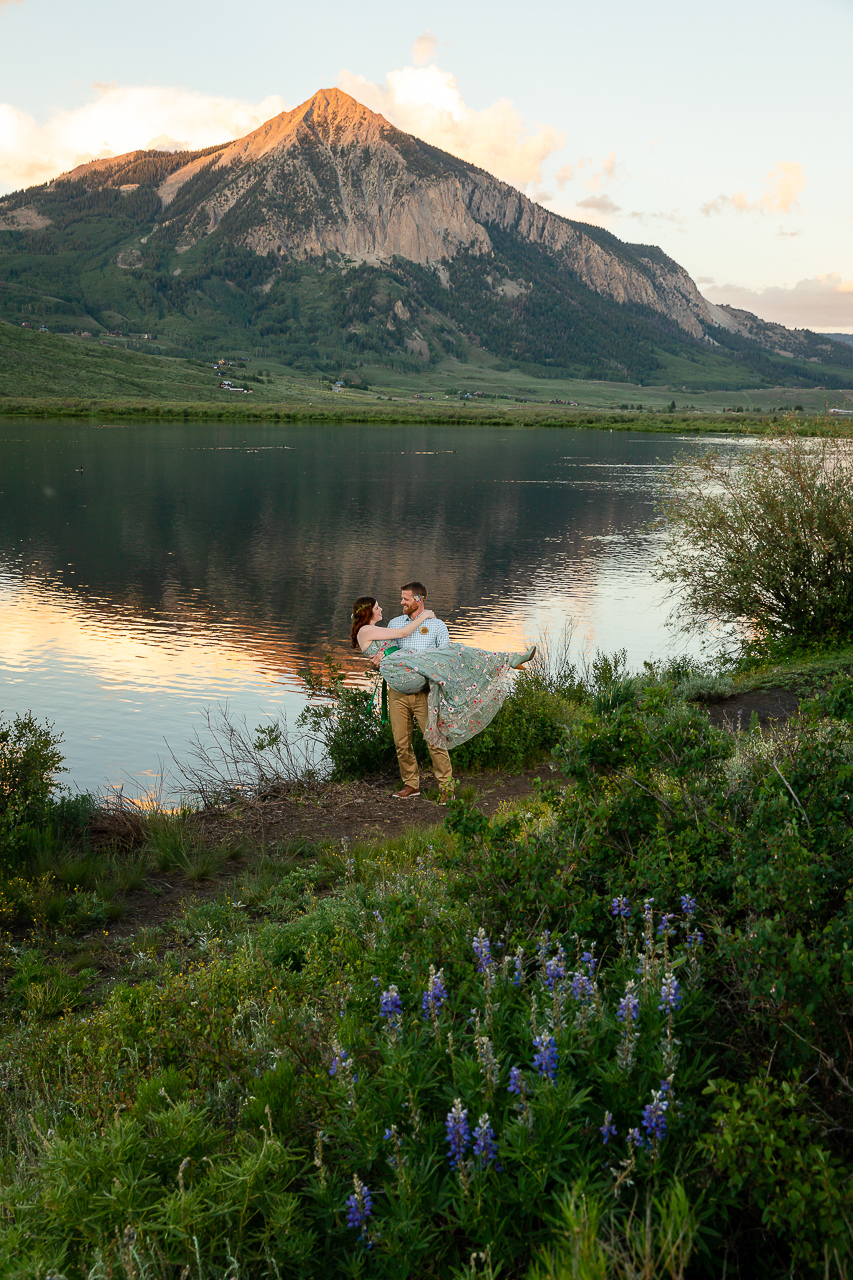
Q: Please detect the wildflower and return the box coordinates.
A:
[380,984,403,1026]
[571,971,594,1002]
[617,986,639,1023]
[544,951,566,991]
[421,966,448,1020]
[445,1098,471,1168]
[475,1032,499,1087]
[612,895,631,918]
[657,913,675,938]
[329,1046,349,1076]
[472,1113,499,1170]
[641,1083,670,1145]
[627,1126,646,1149]
[532,1032,558,1083]
[680,894,696,917]
[687,929,704,948]
[513,946,525,986]
[508,1066,524,1095]
[580,947,597,975]
[659,973,682,1012]
[600,1111,618,1144]
[472,928,492,973]
[643,898,655,923]
[345,1174,373,1235]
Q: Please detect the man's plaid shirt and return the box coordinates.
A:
[387,613,450,650]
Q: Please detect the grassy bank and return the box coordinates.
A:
[2,656,853,1276]
[0,394,845,437]
[3,320,852,428]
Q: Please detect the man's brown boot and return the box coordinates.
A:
[393,785,420,800]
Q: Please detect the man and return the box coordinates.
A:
[378,581,454,803]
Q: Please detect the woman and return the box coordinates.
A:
[351,595,535,751]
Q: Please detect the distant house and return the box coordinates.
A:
[21,321,31,329]
[38,326,49,333]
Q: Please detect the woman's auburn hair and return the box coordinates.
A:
[351,596,377,649]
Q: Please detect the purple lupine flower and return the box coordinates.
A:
[329,1047,349,1076]
[657,913,675,938]
[627,1126,646,1149]
[687,929,704,948]
[513,946,525,986]
[659,973,682,1012]
[612,895,631,918]
[380,985,403,1026]
[643,898,655,921]
[345,1175,373,1234]
[445,1098,471,1168]
[617,987,639,1023]
[544,952,566,991]
[472,1113,499,1170]
[680,894,697,917]
[472,928,493,973]
[532,1032,558,1082]
[571,971,594,1002]
[600,1111,618,1144]
[580,948,598,975]
[421,966,448,1020]
[508,1066,524,1095]
[641,1085,669,1143]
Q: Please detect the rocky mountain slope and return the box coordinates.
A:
[1,88,851,389]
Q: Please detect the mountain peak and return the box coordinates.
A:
[219,87,393,164]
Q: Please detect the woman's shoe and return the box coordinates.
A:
[510,645,537,669]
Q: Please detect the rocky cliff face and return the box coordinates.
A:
[154,88,715,339]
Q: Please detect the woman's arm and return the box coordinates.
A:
[356,611,435,650]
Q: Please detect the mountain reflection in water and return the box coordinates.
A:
[0,421,721,792]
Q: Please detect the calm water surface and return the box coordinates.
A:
[0,421,728,794]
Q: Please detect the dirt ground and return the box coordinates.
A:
[704,686,801,731]
[189,765,555,849]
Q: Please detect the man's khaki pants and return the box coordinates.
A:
[387,686,453,791]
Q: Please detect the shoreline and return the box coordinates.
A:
[0,397,840,434]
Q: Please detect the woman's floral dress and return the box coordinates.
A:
[364,639,516,750]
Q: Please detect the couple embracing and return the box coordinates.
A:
[351,581,535,802]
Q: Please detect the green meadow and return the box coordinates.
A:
[2,321,851,426]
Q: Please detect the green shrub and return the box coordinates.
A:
[299,658,572,780]
[0,711,66,849]
[655,429,853,644]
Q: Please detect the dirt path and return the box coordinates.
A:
[189,766,554,849]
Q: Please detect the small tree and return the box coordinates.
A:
[0,711,65,839]
[653,429,853,646]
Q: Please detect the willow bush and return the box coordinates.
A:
[654,429,853,646]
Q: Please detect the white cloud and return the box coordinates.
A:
[703,273,853,330]
[577,194,621,214]
[0,84,289,193]
[702,160,805,217]
[412,31,443,67]
[337,64,565,191]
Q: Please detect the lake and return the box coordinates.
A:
[0,420,726,795]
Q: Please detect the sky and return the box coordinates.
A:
[1,0,851,332]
